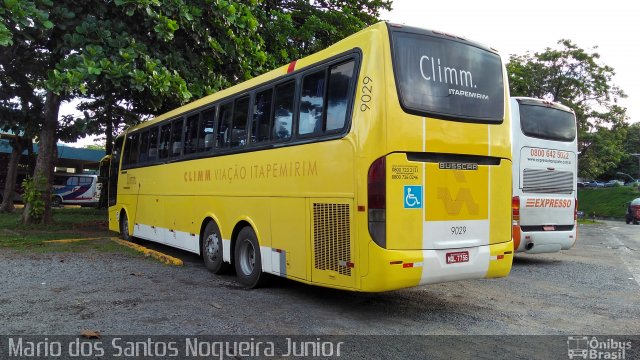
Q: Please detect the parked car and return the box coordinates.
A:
[586,181,604,188]
[625,198,640,225]
[625,179,640,187]
[604,180,624,187]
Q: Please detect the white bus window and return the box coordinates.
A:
[66,177,79,186]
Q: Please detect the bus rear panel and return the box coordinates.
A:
[510,97,578,254]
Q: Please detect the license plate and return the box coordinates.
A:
[543,225,555,231]
[446,251,469,264]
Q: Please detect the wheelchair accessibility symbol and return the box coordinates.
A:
[404,185,423,209]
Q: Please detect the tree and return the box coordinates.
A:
[258,0,392,68]
[608,123,640,180]
[507,40,629,179]
[1,0,267,224]
[2,0,392,223]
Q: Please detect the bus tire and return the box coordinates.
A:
[202,221,230,274]
[120,211,131,241]
[234,227,265,288]
[52,196,62,208]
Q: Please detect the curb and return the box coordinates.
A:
[110,237,184,266]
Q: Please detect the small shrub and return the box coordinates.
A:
[21,175,47,222]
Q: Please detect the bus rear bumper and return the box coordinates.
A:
[360,240,513,292]
[516,228,576,254]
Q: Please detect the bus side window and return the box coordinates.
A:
[79,177,92,185]
[184,113,199,155]
[148,126,158,161]
[199,107,216,152]
[251,89,273,144]
[139,130,150,163]
[67,176,79,186]
[298,70,325,136]
[159,123,171,159]
[231,96,249,148]
[170,120,184,157]
[326,60,355,132]
[272,81,295,141]
[128,133,140,165]
[218,102,233,148]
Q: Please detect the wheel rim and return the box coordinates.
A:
[205,233,220,262]
[238,238,255,276]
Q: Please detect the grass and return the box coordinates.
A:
[578,186,640,219]
[0,207,132,253]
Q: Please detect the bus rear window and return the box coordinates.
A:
[391,31,504,122]
[519,104,576,142]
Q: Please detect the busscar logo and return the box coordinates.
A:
[438,162,478,171]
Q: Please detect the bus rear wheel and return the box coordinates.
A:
[119,212,131,241]
[234,227,265,288]
[202,221,230,274]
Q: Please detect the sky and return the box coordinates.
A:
[381,0,639,123]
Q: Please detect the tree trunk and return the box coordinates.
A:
[0,138,24,213]
[22,91,60,224]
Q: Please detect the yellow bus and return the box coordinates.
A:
[108,22,513,292]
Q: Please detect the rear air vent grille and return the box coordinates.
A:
[313,203,351,276]
[523,169,574,194]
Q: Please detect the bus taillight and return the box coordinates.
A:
[574,198,578,221]
[512,196,520,224]
[368,157,386,248]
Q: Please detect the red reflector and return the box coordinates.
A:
[389,261,403,265]
[287,60,297,73]
[402,263,414,268]
[346,262,355,268]
[358,205,366,212]
[497,254,504,260]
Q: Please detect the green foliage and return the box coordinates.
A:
[578,186,640,218]
[507,40,629,179]
[608,123,640,180]
[21,175,47,222]
[258,0,392,68]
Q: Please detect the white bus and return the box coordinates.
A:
[52,173,102,207]
[510,97,578,254]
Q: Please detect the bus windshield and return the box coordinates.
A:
[391,29,504,122]
[519,104,576,142]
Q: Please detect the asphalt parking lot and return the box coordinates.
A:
[1,220,639,339]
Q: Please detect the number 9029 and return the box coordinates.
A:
[451,226,467,235]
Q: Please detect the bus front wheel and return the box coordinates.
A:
[51,196,62,208]
[119,212,131,241]
[202,221,230,274]
[234,227,265,288]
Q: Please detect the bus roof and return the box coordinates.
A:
[512,96,574,114]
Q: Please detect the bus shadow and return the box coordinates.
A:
[512,255,562,267]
